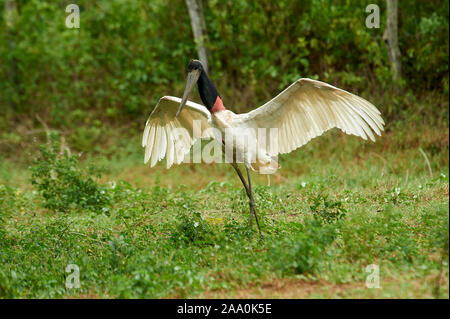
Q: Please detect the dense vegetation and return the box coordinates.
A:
[0,0,448,298]
[0,0,448,154]
[1,129,448,298]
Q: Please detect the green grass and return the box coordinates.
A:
[0,124,448,298]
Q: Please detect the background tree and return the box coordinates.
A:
[4,0,18,110]
[383,0,402,82]
[185,0,209,74]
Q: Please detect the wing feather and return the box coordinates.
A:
[151,125,161,167]
[144,125,155,164]
[236,78,384,155]
[165,125,174,168]
[142,96,214,168]
[159,126,167,160]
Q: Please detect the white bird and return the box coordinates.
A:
[142,60,384,235]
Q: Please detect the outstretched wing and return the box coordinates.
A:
[235,78,384,155]
[142,96,214,168]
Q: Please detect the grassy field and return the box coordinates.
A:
[0,119,448,298]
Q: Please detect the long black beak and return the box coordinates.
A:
[176,69,201,118]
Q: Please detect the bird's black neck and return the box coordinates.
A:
[197,70,225,113]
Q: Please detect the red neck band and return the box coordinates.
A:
[211,96,226,113]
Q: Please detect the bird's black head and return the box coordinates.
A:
[187,59,204,73]
[176,59,224,117]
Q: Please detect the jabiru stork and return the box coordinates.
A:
[142,60,384,235]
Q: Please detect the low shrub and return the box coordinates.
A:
[30,132,110,212]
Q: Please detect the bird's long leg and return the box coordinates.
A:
[246,166,262,235]
[230,162,254,228]
[225,141,262,235]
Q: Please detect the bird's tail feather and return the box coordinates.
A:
[251,158,280,175]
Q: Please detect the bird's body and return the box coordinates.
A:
[142,59,385,234]
[211,108,279,174]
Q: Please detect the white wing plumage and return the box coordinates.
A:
[142,96,213,168]
[236,78,385,155]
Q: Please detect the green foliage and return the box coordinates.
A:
[0,183,16,215]
[170,212,217,246]
[381,187,418,205]
[0,0,448,146]
[269,218,337,275]
[0,160,448,297]
[29,132,110,212]
[224,218,254,239]
[309,193,347,223]
[0,269,17,298]
[0,184,15,247]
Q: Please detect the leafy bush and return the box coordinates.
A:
[224,218,254,239]
[269,218,337,275]
[30,132,110,212]
[0,184,16,248]
[0,269,16,298]
[309,193,347,223]
[0,183,16,215]
[170,212,217,246]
